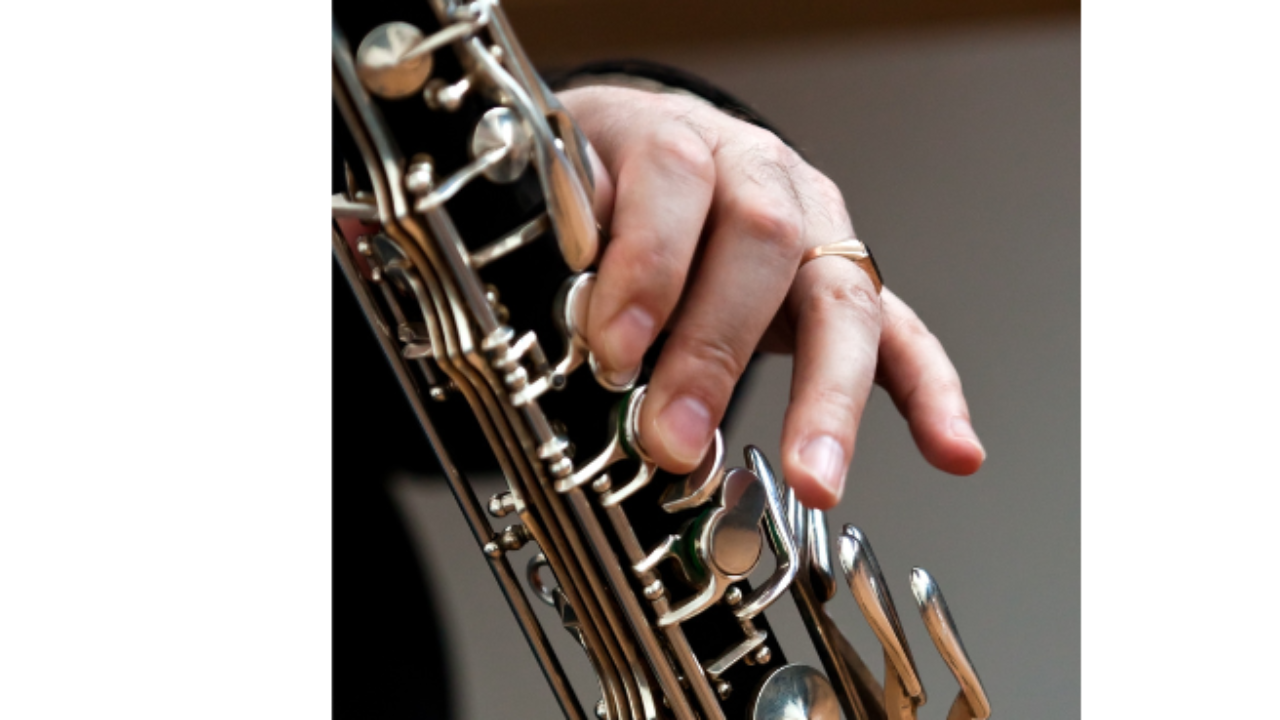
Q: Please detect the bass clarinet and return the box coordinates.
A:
[331,2,990,718]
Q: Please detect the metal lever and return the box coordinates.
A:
[806,507,838,603]
[464,35,599,271]
[555,387,649,494]
[644,447,797,629]
[481,0,595,192]
[839,526,926,720]
[528,554,629,720]
[787,493,887,720]
[910,568,991,720]
[739,447,800,621]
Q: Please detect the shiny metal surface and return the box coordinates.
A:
[484,1,595,189]
[414,145,512,212]
[910,568,991,720]
[807,508,837,603]
[799,238,882,294]
[425,74,472,112]
[462,34,599,271]
[559,272,593,350]
[786,491,884,720]
[355,22,434,99]
[338,22,631,719]
[703,468,767,577]
[564,487,694,720]
[750,665,841,720]
[549,271,620,392]
[552,584,623,720]
[527,552,558,607]
[335,5,995,718]
[652,451,796,629]
[738,447,799,621]
[471,214,549,269]
[555,388,648,494]
[332,226,587,719]
[838,525,925,705]
[600,502,724,720]
[660,431,727,513]
[704,627,768,680]
[331,192,379,221]
[471,106,533,184]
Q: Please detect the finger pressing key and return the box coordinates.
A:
[573,96,718,390]
[639,139,807,470]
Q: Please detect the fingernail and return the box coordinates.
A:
[602,304,656,375]
[949,416,986,460]
[798,435,846,498]
[655,395,713,466]
[603,366,639,389]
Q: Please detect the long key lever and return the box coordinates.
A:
[787,495,886,720]
[909,568,991,720]
[839,526,926,720]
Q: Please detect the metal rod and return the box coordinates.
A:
[567,491,701,720]
[602,503,726,720]
[332,228,587,720]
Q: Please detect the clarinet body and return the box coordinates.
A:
[331,3,990,718]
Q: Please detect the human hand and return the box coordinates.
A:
[559,85,985,510]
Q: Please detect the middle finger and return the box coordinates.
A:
[639,139,809,471]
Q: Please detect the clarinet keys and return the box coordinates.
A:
[910,568,991,720]
[355,22,434,99]
[749,664,840,720]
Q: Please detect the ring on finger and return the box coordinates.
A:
[800,238,883,294]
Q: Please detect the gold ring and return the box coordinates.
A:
[799,238,883,294]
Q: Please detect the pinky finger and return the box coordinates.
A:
[877,288,986,475]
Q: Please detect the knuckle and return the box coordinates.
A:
[647,128,714,184]
[808,277,882,329]
[671,333,749,392]
[616,239,685,294]
[807,384,860,423]
[800,172,852,230]
[738,122,786,151]
[736,201,804,256]
[811,172,845,208]
[767,136,801,166]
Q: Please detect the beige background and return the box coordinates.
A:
[395,15,1079,719]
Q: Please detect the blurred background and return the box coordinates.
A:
[393,2,1079,718]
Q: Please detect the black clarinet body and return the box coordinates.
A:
[332,3,990,719]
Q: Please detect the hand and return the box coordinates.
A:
[559,85,985,510]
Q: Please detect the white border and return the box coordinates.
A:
[1083,0,1280,714]
[0,1,332,716]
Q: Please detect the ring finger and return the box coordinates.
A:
[780,255,883,509]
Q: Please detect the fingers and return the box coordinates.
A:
[876,288,986,475]
[639,140,808,471]
[583,111,717,389]
[558,86,984,490]
[779,259,882,510]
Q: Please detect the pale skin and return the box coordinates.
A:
[559,85,985,510]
